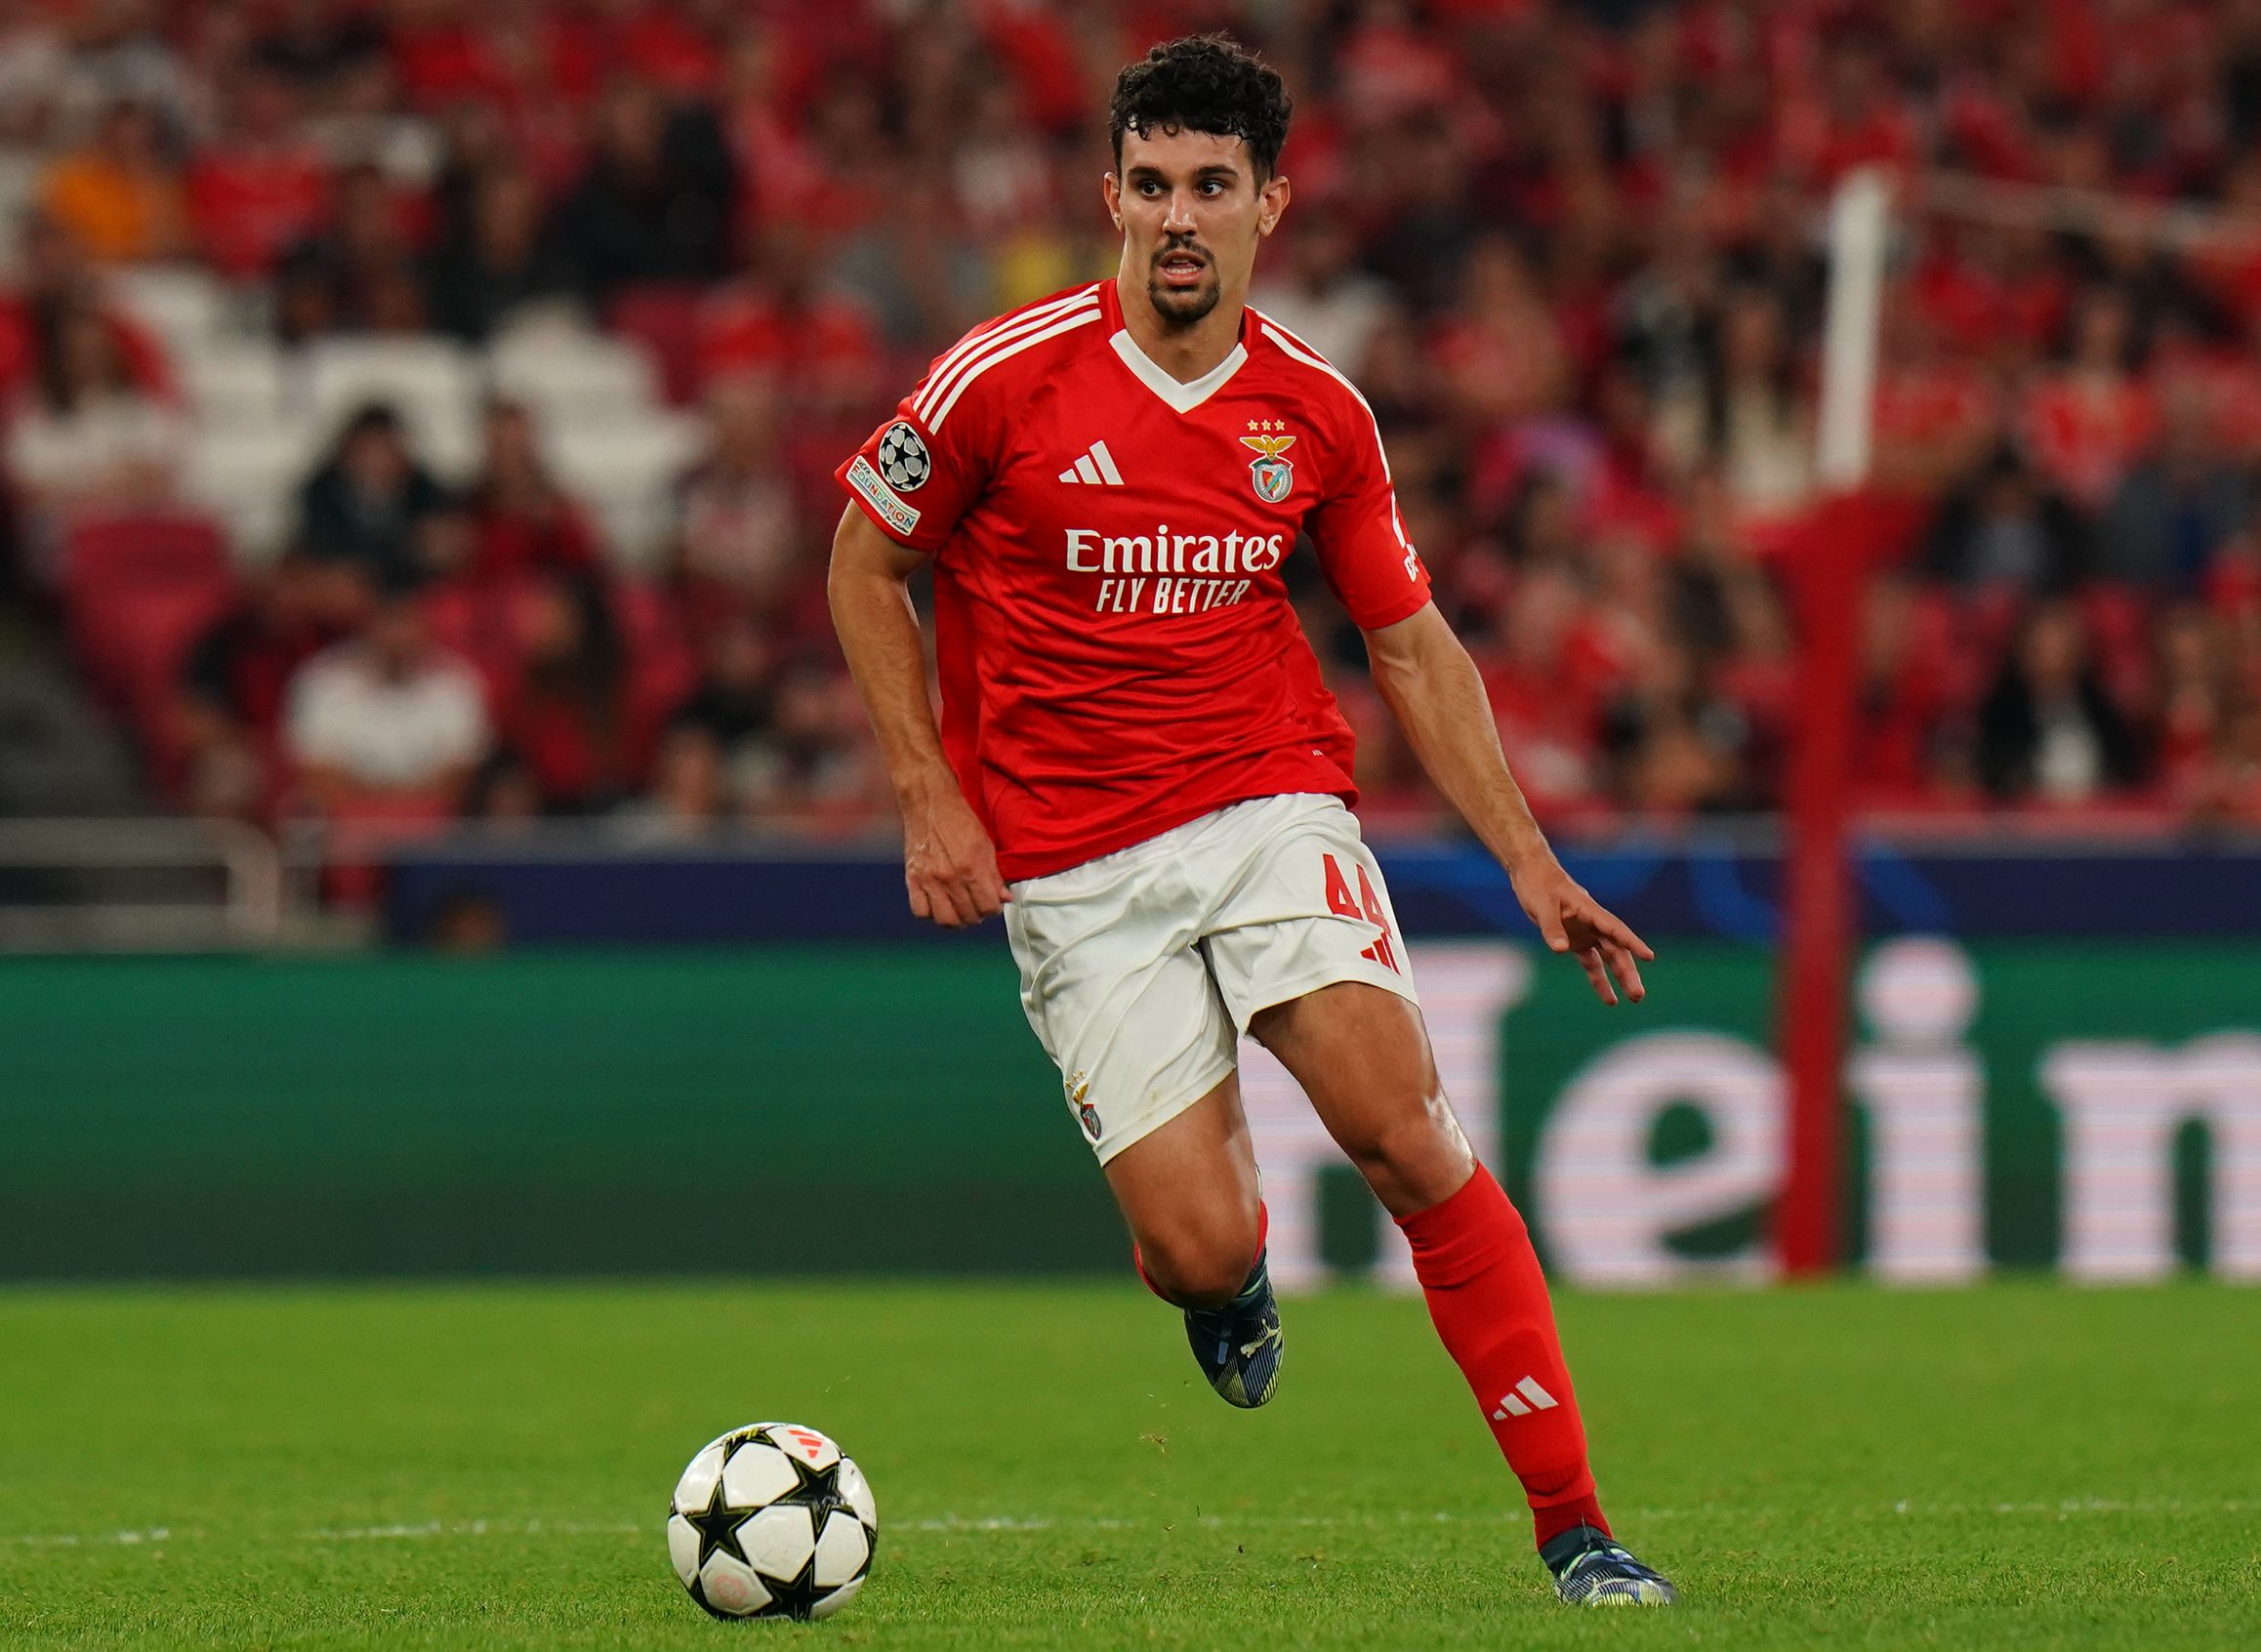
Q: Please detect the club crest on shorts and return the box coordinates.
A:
[1067,1070,1101,1140]
[1240,421,1295,503]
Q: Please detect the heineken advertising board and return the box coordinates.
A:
[1,946,2254,1282]
[1244,938,2261,1288]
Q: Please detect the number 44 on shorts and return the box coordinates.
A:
[1322,853,1400,974]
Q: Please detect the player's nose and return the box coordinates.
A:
[1163,190,1198,232]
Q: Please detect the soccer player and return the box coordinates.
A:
[829,35,1674,1607]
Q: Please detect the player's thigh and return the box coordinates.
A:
[1246,981,1473,1218]
[1005,858,1237,1167]
[1196,796,1471,1215]
[1099,1067,1261,1295]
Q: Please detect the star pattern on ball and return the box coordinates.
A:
[683,1465,751,1571]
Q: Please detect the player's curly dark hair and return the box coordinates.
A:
[1109,34,1292,180]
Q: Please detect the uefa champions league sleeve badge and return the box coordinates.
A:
[877,422,932,491]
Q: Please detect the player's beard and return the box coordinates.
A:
[1147,242,1221,328]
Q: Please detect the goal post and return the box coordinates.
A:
[1774,167,2260,1274]
[1776,166,1892,1276]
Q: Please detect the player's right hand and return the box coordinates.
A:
[904,790,1010,929]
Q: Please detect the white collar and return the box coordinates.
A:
[1108,327,1248,414]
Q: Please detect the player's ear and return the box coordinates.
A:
[1102,169,1123,230]
[1257,173,1291,237]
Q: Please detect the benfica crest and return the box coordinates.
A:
[1240,422,1296,503]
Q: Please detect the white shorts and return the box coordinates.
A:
[1004,792,1419,1163]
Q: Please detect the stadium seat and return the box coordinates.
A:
[488,321,664,429]
[58,513,236,790]
[180,341,289,427]
[604,285,708,405]
[184,423,327,561]
[107,267,230,358]
[541,413,702,569]
[303,338,482,482]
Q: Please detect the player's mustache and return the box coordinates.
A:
[1153,238,1210,268]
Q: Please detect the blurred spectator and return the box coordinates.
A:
[38,98,185,265]
[672,373,802,607]
[1977,601,2143,803]
[736,660,884,825]
[460,400,601,584]
[2096,382,2248,593]
[187,64,330,279]
[2206,699,2261,822]
[1654,286,1812,519]
[252,0,385,95]
[424,888,509,951]
[1476,560,1606,818]
[274,162,427,339]
[1601,640,1753,817]
[30,0,197,150]
[177,552,375,817]
[1433,234,1572,427]
[494,570,627,811]
[1925,449,2089,598]
[2154,604,2233,805]
[669,612,772,764]
[0,2,71,148]
[424,164,574,342]
[1854,576,1960,808]
[612,722,724,841]
[284,595,490,813]
[2024,287,2156,509]
[0,214,174,403]
[555,75,736,304]
[1249,212,1394,377]
[294,403,456,591]
[5,302,184,534]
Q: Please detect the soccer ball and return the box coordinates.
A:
[666,1423,878,1621]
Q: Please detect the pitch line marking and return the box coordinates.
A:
[10,1499,2257,1551]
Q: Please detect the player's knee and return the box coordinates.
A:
[1341,1101,1469,1214]
[1137,1217,1260,1308]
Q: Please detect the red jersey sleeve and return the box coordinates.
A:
[1306,397,1432,629]
[836,353,1001,556]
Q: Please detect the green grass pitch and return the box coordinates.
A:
[2,1281,2254,1649]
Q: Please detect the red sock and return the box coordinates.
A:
[1133,1202,1269,1303]
[1396,1165,1609,1550]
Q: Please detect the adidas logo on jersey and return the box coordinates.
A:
[1491,1376,1560,1420]
[1057,440,1125,486]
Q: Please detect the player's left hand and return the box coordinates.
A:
[1507,854,1654,1007]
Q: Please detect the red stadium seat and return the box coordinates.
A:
[605,285,709,406]
[60,513,237,793]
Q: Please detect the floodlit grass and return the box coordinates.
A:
[1,1281,2254,1649]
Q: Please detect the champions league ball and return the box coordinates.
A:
[667,1423,878,1621]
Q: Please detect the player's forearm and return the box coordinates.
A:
[826,529,958,810]
[1365,606,1556,880]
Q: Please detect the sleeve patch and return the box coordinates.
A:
[875,422,932,491]
[846,454,923,536]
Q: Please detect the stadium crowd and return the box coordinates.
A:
[7,0,2261,856]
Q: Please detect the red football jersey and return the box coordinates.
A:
[838,279,1431,882]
